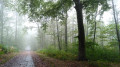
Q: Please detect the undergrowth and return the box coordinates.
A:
[0,44,18,55]
[38,42,120,62]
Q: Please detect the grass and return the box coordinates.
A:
[0,44,19,55]
[37,42,120,67]
[39,42,120,61]
[37,51,118,67]
[39,48,77,60]
[86,46,120,62]
[88,61,112,67]
[0,53,17,65]
[0,44,18,65]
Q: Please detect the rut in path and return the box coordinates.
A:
[1,51,35,67]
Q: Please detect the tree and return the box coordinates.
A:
[15,12,18,46]
[0,0,4,44]
[18,0,86,61]
[84,0,110,43]
[56,18,61,50]
[17,0,110,61]
[73,0,86,61]
[112,0,120,54]
[64,13,68,51]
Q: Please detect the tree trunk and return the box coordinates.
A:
[53,28,56,46]
[73,0,86,61]
[93,21,96,43]
[0,0,4,44]
[56,18,61,50]
[53,21,56,47]
[93,9,98,43]
[86,21,88,41]
[15,13,18,46]
[112,0,120,54]
[65,11,68,51]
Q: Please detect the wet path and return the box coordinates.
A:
[1,51,35,67]
[0,51,91,67]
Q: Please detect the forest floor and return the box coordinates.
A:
[0,53,17,65]
[0,51,120,67]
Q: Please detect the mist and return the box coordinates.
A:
[0,0,120,67]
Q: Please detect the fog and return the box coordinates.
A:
[0,0,120,51]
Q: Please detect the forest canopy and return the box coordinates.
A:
[0,0,120,64]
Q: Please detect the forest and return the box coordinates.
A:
[0,0,120,67]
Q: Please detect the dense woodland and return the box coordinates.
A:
[0,0,120,64]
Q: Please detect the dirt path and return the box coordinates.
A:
[1,51,38,67]
[0,51,97,67]
[1,51,119,67]
[1,51,51,67]
[0,51,90,67]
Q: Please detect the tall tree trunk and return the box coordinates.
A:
[93,9,98,43]
[112,0,120,54]
[65,11,68,51]
[37,23,41,49]
[56,18,61,50]
[0,0,4,44]
[52,19,56,47]
[1,17,3,44]
[73,0,86,61]
[86,21,88,41]
[53,21,56,47]
[15,13,18,46]
[53,30,56,47]
[93,21,96,43]
[6,29,9,48]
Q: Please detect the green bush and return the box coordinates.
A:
[0,44,8,55]
[39,47,77,60]
[86,46,120,62]
[0,44,18,55]
[38,42,120,62]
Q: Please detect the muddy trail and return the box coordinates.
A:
[0,51,96,67]
[0,51,50,67]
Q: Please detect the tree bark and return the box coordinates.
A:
[53,20,56,47]
[15,13,18,46]
[53,28,56,47]
[56,18,61,50]
[65,11,68,51]
[112,0,120,54]
[93,9,98,43]
[73,0,86,61]
[0,0,4,44]
[93,21,96,43]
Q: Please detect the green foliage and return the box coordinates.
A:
[86,42,120,62]
[84,0,110,41]
[41,23,48,31]
[67,42,78,55]
[18,0,73,31]
[89,61,111,67]
[86,46,120,62]
[86,41,98,49]
[19,0,73,19]
[39,42,120,62]
[0,44,8,54]
[83,0,110,13]
[38,47,77,60]
[104,23,118,47]
[0,44,18,55]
